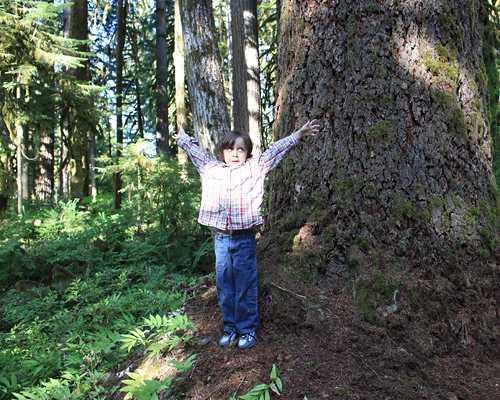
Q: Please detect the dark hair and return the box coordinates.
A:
[218,131,253,161]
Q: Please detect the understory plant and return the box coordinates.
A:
[231,364,283,400]
[0,163,211,399]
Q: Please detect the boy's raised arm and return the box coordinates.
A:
[173,126,212,173]
[172,126,187,141]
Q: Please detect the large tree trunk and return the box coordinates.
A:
[156,0,169,156]
[266,0,499,356]
[230,0,262,153]
[178,0,230,157]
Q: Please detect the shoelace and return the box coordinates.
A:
[240,333,255,341]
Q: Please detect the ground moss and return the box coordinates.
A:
[286,249,326,284]
[279,229,299,251]
[354,274,399,322]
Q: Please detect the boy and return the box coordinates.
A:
[173,120,320,349]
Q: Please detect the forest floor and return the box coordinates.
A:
[107,236,500,400]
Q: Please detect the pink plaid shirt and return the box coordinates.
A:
[178,134,298,230]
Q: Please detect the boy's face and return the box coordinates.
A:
[223,137,248,166]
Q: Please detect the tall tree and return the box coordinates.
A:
[174,0,187,163]
[21,124,30,201]
[36,89,55,202]
[178,0,230,156]
[16,87,23,214]
[60,0,72,199]
[266,0,498,353]
[156,0,169,156]
[130,5,145,139]
[114,0,127,208]
[69,0,90,200]
[229,0,262,153]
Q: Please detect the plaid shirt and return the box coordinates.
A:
[178,134,298,230]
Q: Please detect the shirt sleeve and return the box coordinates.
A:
[256,134,299,175]
[177,135,214,175]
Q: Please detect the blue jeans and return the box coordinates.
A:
[215,230,259,334]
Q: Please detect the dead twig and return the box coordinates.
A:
[190,356,202,378]
[271,282,307,299]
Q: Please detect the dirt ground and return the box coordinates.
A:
[107,236,500,400]
[167,239,500,400]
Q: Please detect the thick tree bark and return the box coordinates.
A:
[266,0,499,354]
[115,0,126,208]
[156,0,169,156]
[230,0,262,153]
[179,0,230,157]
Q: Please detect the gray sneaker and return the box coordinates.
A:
[238,332,257,349]
[219,331,238,347]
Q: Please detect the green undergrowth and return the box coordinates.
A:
[0,160,216,399]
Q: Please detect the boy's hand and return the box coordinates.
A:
[293,120,320,140]
[172,126,187,141]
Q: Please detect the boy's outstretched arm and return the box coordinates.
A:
[293,119,321,140]
[172,126,187,141]
[172,126,212,173]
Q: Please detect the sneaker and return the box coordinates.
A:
[238,332,257,350]
[219,331,238,347]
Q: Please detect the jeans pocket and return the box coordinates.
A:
[238,241,257,270]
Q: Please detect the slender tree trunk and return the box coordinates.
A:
[226,0,233,124]
[21,125,29,201]
[89,130,97,198]
[130,13,145,139]
[37,127,54,201]
[174,0,187,163]
[115,0,126,209]
[266,0,498,355]
[69,0,89,200]
[59,0,71,201]
[156,0,169,156]
[59,118,70,199]
[179,0,230,156]
[16,88,23,214]
[230,0,262,153]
